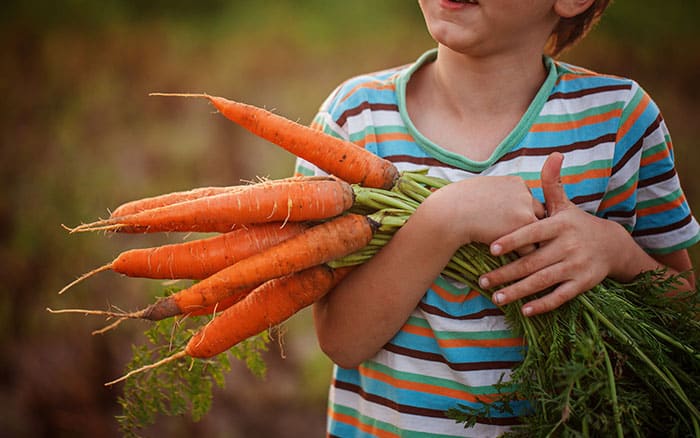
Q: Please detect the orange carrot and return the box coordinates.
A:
[187,265,353,358]
[110,186,239,217]
[66,176,354,234]
[58,222,307,294]
[104,265,353,385]
[109,176,295,218]
[70,213,375,322]
[148,213,374,319]
[150,93,399,190]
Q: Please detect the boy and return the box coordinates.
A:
[296,0,699,435]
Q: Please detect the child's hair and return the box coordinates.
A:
[546,0,611,57]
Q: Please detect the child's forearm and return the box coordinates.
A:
[313,203,460,368]
[313,175,545,367]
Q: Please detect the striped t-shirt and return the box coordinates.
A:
[295,49,700,437]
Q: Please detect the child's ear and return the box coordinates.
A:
[553,0,595,18]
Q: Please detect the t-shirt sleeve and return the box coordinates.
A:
[606,81,700,254]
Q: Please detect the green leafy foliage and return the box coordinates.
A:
[115,307,270,437]
[447,271,700,437]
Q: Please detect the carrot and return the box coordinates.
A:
[66,176,354,234]
[103,265,353,386]
[110,186,239,218]
[58,222,308,294]
[188,265,353,358]
[150,93,399,190]
[59,213,376,322]
[109,176,294,219]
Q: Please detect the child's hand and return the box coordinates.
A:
[423,175,546,249]
[478,152,639,316]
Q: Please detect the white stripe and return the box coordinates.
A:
[372,348,515,388]
[541,88,630,115]
[331,385,513,437]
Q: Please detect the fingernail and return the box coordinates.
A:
[522,306,533,317]
[493,292,504,305]
[491,243,502,255]
[479,276,490,289]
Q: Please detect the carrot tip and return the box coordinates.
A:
[58,263,112,295]
[149,92,210,99]
[104,350,188,386]
[92,317,127,335]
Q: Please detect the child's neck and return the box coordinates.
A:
[406,45,548,162]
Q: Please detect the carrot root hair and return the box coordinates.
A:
[92,317,128,335]
[46,306,151,320]
[58,263,112,295]
[104,350,188,386]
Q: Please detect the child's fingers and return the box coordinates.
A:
[519,281,582,317]
[479,241,558,291]
[487,261,567,306]
[489,218,555,257]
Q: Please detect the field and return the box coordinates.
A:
[1,1,698,436]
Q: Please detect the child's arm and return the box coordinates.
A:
[314,175,545,368]
[479,152,696,317]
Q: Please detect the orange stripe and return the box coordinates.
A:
[431,282,479,303]
[340,82,396,104]
[617,92,651,142]
[360,365,497,404]
[402,323,523,348]
[638,195,685,218]
[526,167,610,190]
[330,410,400,438]
[599,183,637,211]
[355,132,414,147]
[438,336,524,349]
[531,109,621,132]
[640,147,670,167]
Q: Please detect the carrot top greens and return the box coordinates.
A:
[115,290,269,437]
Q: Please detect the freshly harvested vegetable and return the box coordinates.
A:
[106,265,352,386]
[185,265,352,358]
[150,93,399,190]
[110,185,240,217]
[146,213,374,319]
[66,175,354,233]
[58,222,307,294]
[57,213,376,321]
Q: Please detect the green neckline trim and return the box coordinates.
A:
[395,49,558,172]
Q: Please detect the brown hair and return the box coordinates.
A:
[545,0,611,57]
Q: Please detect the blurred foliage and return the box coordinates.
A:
[1,1,698,437]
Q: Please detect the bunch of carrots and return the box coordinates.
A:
[53,93,409,381]
[53,94,700,436]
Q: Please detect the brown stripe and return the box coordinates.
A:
[638,168,676,189]
[570,191,604,206]
[383,343,522,372]
[333,379,522,426]
[603,209,636,219]
[336,102,399,126]
[548,83,631,101]
[611,114,661,175]
[497,133,617,163]
[385,154,463,170]
[418,302,504,320]
[632,213,693,237]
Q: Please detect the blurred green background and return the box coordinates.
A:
[1,1,698,437]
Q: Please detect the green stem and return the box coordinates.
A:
[583,310,623,438]
[578,294,700,421]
